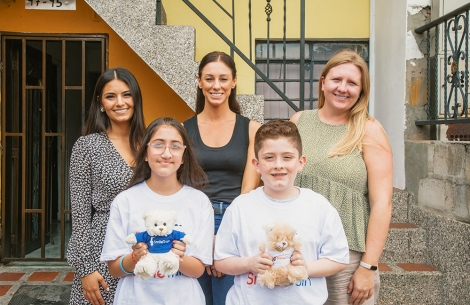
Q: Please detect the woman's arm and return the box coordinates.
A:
[69,138,110,305]
[68,138,96,277]
[349,119,393,304]
[241,120,262,194]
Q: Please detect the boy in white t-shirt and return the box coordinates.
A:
[214,120,349,305]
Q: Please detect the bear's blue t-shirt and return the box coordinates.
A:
[135,230,186,253]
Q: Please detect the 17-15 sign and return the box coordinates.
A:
[26,0,76,10]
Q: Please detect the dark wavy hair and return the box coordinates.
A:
[128,117,208,190]
[195,51,240,114]
[82,67,145,158]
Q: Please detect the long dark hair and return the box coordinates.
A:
[83,67,145,157]
[128,117,208,190]
[195,51,240,114]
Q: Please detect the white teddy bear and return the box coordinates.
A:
[125,209,194,280]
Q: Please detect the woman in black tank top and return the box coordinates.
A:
[184,51,261,305]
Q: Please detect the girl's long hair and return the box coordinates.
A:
[195,51,240,114]
[318,49,372,157]
[128,117,208,190]
[83,67,145,158]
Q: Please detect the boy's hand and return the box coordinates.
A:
[290,250,307,267]
[248,252,273,274]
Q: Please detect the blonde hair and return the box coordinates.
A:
[318,49,372,157]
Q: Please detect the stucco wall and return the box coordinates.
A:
[373,0,408,189]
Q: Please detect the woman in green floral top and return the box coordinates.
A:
[290,49,393,305]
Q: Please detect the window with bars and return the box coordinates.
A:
[255,40,369,121]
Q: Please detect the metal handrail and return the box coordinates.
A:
[169,0,308,112]
[182,0,300,111]
[415,2,469,126]
[415,3,470,34]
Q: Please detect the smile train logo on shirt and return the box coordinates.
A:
[149,237,171,247]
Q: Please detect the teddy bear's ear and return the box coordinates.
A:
[142,210,152,221]
[262,223,275,233]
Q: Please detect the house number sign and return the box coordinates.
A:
[26,0,76,10]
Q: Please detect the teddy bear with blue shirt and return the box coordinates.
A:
[125,209,194,280]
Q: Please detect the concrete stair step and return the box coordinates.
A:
[381,223,427,263]
[391,188,411,222]
[378,262,442,305]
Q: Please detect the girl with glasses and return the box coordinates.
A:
[100,117,214,305]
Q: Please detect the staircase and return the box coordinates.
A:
[83,0,264,123]
[378,189,442,305]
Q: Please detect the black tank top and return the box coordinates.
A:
[184,114,250,204]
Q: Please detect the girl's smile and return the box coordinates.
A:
[145,125,185,180]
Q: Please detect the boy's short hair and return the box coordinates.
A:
[254,120,303,158]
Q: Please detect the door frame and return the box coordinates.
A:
[0,32,108,262]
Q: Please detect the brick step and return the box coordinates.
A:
[380,223,427,263]
[378,262,441,305]
[0,269,74,303]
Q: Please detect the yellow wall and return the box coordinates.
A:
[0,0,195,124]
[165,0,369,93]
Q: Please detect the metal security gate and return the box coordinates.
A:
[1,34,107,261]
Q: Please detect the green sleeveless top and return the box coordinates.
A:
[295,109,369,252]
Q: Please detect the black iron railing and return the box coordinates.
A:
[415,3,470,125]
[157,0,304,112]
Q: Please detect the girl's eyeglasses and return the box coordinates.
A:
[147,142,186,155]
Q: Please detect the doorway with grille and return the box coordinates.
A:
[1,34,107,262]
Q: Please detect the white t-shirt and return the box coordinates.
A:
[214,187,349,305]
[100,182,214,305]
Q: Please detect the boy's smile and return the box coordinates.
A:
[253,138,306,199]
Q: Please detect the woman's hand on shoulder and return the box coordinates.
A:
[241,120,262,194]
[249,120,261,134]
[289,111,304,125]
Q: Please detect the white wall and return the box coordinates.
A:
[372,0,407,189]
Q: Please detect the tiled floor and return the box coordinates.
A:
[0,261,439,304]
[0,263,73,305]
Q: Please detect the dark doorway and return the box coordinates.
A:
[1,34,107,261]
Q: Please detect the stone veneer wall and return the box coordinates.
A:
[405,140,470,304]
[85,0,199,108]
[410,205,470,304]
[84,0,264,123]
[405,141,470,222]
